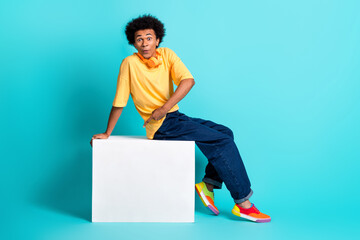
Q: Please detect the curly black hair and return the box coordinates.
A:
[125,14,166,48]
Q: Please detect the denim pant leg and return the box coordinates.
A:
[186,116,236,190]
[153,111,253,203]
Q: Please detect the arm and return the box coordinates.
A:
[90,106,124,146]
[143,78,195,127]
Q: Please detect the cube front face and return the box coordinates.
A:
[92,136,195,222]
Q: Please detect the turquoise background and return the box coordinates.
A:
[1,0,360,239]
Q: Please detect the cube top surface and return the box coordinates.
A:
[93,135,194,143]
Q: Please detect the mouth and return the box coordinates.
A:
[142,50,150,54]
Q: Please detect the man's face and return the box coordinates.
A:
[133,29,160,59]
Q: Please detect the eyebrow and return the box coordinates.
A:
[136,33,153,38]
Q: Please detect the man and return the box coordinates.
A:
[91,14,271,223]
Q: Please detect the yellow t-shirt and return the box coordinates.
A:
[112,47,194,139]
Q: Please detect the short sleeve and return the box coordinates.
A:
[112,59,131,107]
[168,48,194,86]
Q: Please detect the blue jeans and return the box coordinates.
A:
[153,111,253,203]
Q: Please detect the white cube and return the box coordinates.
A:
[92,136,195,222]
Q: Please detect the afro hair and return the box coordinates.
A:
[125,14,166,48]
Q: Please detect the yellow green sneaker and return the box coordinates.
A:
[195,182,219,215]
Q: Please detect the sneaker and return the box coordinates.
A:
[195,182,219,215]
[232,203,271,223]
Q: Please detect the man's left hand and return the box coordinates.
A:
[143,107,167,127]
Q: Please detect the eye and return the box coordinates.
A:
[137,38,142,42]
[147,37,152,41]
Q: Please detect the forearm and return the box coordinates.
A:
[105,106,123,135]
[162,78,195,112]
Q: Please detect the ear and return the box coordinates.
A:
[156,38,160,47]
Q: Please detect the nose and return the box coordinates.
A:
[141,39,148,47]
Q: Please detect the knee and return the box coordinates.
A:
[224,127,234,139]
[221,134,235,145]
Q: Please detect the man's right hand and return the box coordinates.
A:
[90,133,109,147]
